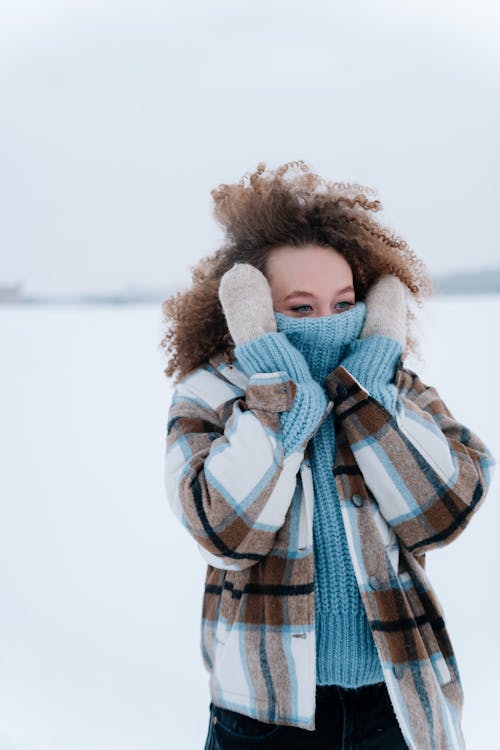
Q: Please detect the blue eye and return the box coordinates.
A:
[290,305,312,312]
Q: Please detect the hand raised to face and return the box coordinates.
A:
[360,275,408,347]
[218,263,277,346]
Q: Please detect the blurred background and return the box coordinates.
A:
[1,1,499,748]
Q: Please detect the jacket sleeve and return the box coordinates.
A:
[164,366,324,570]
[325,364,497,556]
[233,330,331,456]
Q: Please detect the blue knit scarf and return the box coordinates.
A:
[275,302,385,685]
[234,302,403,687]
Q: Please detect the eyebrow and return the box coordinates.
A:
[283,286,355,301]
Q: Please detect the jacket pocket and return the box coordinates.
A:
[212,575,257,702]
[213,704,281,742]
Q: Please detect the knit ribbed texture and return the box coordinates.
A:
[235,301,403,687]
[340,334,403,414]
[274,303,367,383]
[234,331,329,456]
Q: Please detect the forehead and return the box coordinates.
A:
[266,245,353,285]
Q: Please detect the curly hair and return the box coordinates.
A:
[160,160,434,384]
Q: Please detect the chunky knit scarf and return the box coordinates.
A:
[234,301,403,687]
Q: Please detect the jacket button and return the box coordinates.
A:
[352,494,364,507]
[336,384,348,398]
[393,664,405,679]
[368,575,381,590]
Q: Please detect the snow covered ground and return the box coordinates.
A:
[0,296,499,750]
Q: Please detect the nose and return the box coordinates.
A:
[315,304,333,317]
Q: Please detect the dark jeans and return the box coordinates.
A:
[203,680,408,749]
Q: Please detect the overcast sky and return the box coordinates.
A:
[1,0,499,295]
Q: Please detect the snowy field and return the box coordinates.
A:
[0,295,499,750]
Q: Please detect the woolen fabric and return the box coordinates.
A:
[234,302,403,686]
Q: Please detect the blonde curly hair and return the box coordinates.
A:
[160,160,434,384]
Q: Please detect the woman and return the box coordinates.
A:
[161,161,496,750]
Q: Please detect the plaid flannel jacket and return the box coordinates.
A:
[164,349,496,750]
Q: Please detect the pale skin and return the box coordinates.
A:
[264,243,356,318]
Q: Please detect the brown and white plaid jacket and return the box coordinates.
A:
[164,349,496,750]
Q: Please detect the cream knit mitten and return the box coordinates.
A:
[360,274,407,347]
[218,263,277,345]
